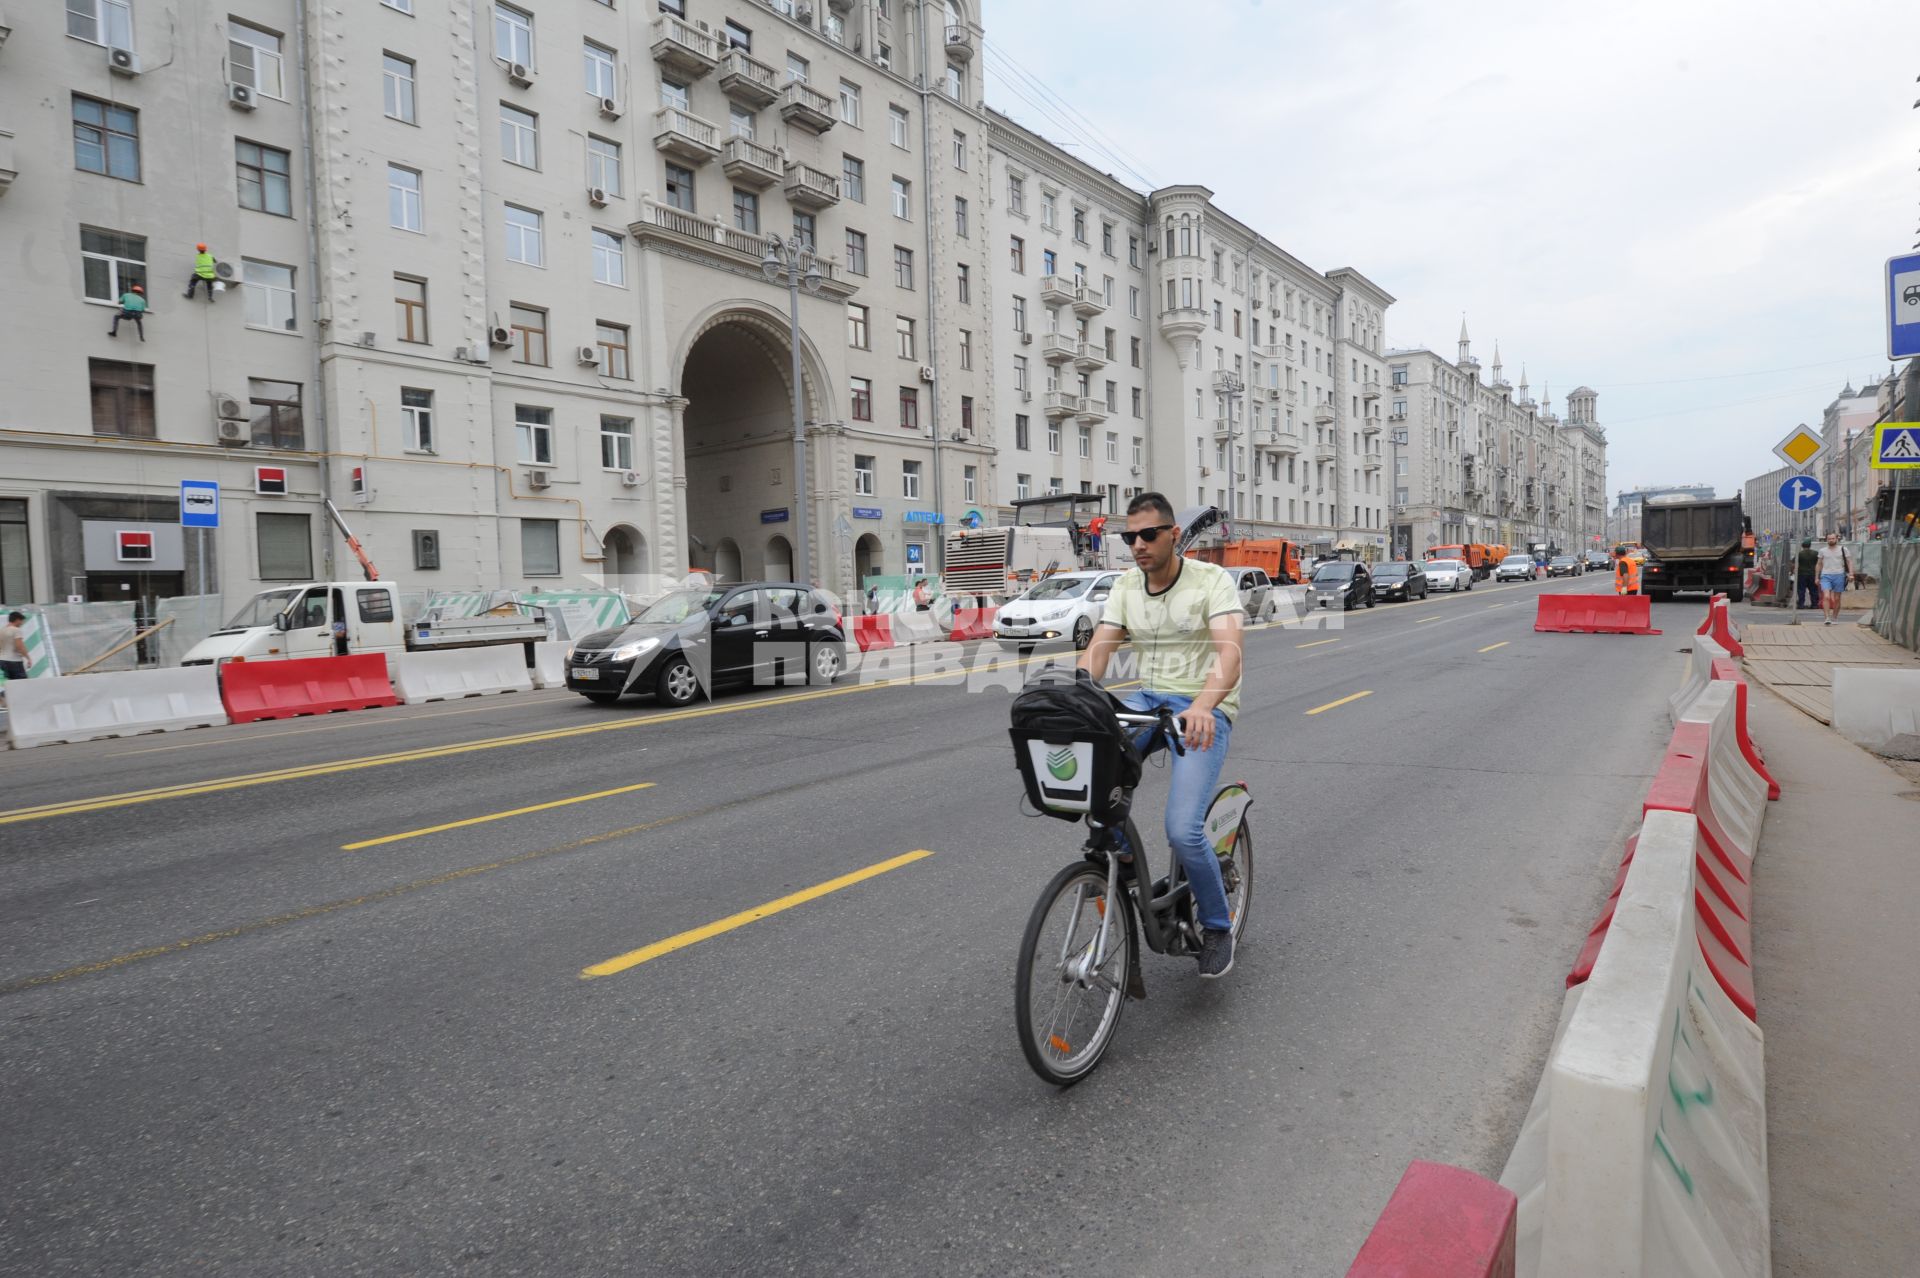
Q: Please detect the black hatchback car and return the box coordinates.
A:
[1369,560,1429,602]
[1310,561,1374,610]
[565,582,846,706]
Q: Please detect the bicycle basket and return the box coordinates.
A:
[1008,670,1143,824]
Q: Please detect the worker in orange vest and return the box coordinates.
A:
[1612,546,1640,595]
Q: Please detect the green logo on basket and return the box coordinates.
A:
[1046,746,1078,781]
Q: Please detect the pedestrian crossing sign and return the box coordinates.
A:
[1870,423,1920,469]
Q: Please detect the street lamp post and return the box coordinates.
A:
[1390,428,1408,559]
[762,235,825,584]
[1218,371,1244,533]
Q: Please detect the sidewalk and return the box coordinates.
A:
[1748,686,1920,1276]
[1738,620,1920,724]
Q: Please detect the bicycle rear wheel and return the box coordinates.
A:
[1203,784,1254,943]
[1015,861,1134,1085]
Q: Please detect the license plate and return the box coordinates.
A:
[572,666,600,680]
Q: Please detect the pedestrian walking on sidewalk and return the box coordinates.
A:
[108,285,147,340]
[1816,534,1850,625]
[1795,539,1818,610]
[0,611,29,690]
[185,243,219,300]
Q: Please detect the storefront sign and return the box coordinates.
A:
[903,510,944,525]
[905,544,924,564]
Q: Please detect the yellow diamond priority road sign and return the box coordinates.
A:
[1771,424,1826,471]
[1870,423,1920,469]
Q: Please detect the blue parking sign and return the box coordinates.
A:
[180,480,220,528]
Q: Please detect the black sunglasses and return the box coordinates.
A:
[1118,524,1177,547]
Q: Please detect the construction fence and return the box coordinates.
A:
[1871,541,1920,652]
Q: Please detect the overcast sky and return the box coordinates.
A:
[983,0,1917,501]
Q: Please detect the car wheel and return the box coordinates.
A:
[1072,616,1095,650]
[809,643,843,685]
[580,690,622,705]
[655,655,702,707]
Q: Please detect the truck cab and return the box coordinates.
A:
[182,582,406,667]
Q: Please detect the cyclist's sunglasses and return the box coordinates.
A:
[1118,523,1177,547]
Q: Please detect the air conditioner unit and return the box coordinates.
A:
[1019,391,1031,402]
[226,82,257,110]
[796,0,814,21]
[620,470,642,488]
[576,345,600,365]
[598,97,621,120]
[507,61,534,87]
[1019,332,1033,345]
[459,344,492,364]
[875,55,891,69]
[918,364,936,383]
[353,331,376,347]
[216,419,249,446]
[587,186,609,207]
[1130,466,1142,477]
[1200,466,1211,477]
[108,46,140,76]
[527,469,551,489]
[488,326,513,349]
[214,393,246,419]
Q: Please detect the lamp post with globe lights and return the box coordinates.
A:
[762,234,825,584]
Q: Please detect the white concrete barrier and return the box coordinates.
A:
[394,645,534,704]
[5,665,228,749]
[1668,635,1730,725]
[530,640,569,690]
[1830,667,1920,755]
[1534,809,1769,1278]
[1677,682,1768,865]
[1499,984,1586,1276]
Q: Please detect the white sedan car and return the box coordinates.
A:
[994,570,1122,650]
[1424,558,1474,592]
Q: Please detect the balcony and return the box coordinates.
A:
[1039,332,1075,365]
[1361,419,1382,436]
[717,48,780,108]
[628,197,859,300]
[782,160,840,210]
[779,80,836,134]
[1042,390,1077,421]
[1254,429,1302,455]
[1072,341,1108,372]
[1312,440,1335,463]
[652,15,719,78]
[722,136,781,188]
[1038,274,1075,308]
[1070,283,1107,317]
[1313,404,1335,426]
[1076,397,1110,424]
[944,24,975,61]
[1362,384,1381,401]
[654,107,721,164]
[1158,305,1205,341]
[1363,454,1382,472]
[1388,410,1406,422]
[1212,418,1237,441]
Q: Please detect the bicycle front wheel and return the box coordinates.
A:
[1015,861,1134,1086]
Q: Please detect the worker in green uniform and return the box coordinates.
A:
[108,284,147,340]
[185,243,219,300]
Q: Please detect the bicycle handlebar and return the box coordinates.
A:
[1115,708,1186,756]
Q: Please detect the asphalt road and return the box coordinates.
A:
[0,575,1705,1275]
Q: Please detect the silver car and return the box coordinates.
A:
[1425,558,1474,592]
[1228,566,1275,621]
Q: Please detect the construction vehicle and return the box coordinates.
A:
[324,498,380,581]
[942,494,1120,603]
[1189,538,1305,585]
[1640,497,1753,602]
[1426,543,1496,579]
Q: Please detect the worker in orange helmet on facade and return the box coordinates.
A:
[185,243,219,300]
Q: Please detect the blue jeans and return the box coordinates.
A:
[1120,690,1234,933]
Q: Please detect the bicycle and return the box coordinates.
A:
[1012,704,1254,1086]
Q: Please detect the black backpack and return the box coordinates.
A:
[1008,669,1144,823]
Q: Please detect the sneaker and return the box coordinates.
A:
[1197,927,1235,979]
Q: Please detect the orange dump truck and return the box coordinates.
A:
[1426,543,1497,579]
[1190,538,1305,585]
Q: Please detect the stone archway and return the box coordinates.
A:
[713,537,743,582]
[854,533,883,587]
[764,534,793,581]
[602,525,647,591]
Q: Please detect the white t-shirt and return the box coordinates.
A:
[1101,558,1246,720]
[1817,545,1850,576]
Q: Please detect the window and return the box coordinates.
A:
[853,453,875,494]
[504,204,543,264]
[1015,416,1030,450]
[1078,426,1091,459]
[1132,437,1143,466]
[895,315,915,359]
[664,163,695,211]
[891,177,910,219]
[229,21,286,99]
[66,0,133,48]
[659,79,689,111]
[257,513,313,581]
[1102,222,1115,256]
[1047,422,1060,454]
[732,188,759,233]
[243,260,297,332]
[845,229,868,275]
[1016,473,1031,500]
[72,96,140,182]
[838,79,862,125]
[1008,174,1027,215]
[1128,235,1140,267]
[1040,190,1057,228]
[596,322,630,378]
[954,196,969,238]
[521,519,561,576]
[902,459,922,497]
[963,465,977,502]
[1042,249,1057,277]
[248,379,303,448]
[515,405,554,465]
[600,416,634,471]
[1132,387,1143,418]
[389,164,423,230]
[1072,207,1086,242]
[1213,300,1223,329]
[1014,356,1029,392]
[893,246,913,289]
[88,359,155,438]
[958,329,972,369]
[793,211,816,251]
[842,154,865,202]
[729,105,756,138]
[1128,286,1141,319]
[394,275,428,343]
[80,228,145,303]
[956,263,970,304]
[944,63,962,98]
[494,3,533,65]
[1012,295,1027,331]
[1105,432,1118,462]
[889,105,909,148]
[500,102,539,167]
[1131,336,1142,367]
[383,54,417,123]
[1009,236,1025,273]
[509,303,548,365]
[847,303,870,349]
[584,40,616,99]
[592,229,626,285]
[952,130,967,170]
[588,136,622,195]
[401,387,434,451]
[786,52,810,83]
[899,388,920,431]
[851,379,873,422]
[1105,381,1118,412]
[723,19,751,50]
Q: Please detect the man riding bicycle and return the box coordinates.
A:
[1077,493,1245,979]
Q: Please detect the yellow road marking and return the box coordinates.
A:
[1296,638,1340,649]
[1478,641,1510,654]
[1305,690,1372,715]
[341,782,657,851]
[581,849,935,978]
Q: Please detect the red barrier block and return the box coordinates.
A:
[949,606,998,642]
[1697,596,1744,657]
[1709,657,1779,799]
[1347,1160,1517,1278]
[851,615,894,652]
[1533,593,1662,635]
[1642,722,1753,887]
[220,654,399,723]
[1567,836,1638,988]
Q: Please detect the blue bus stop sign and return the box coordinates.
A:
[1888,252,1920,360]
[180,479,220,528]
[1778,473,1822,512]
